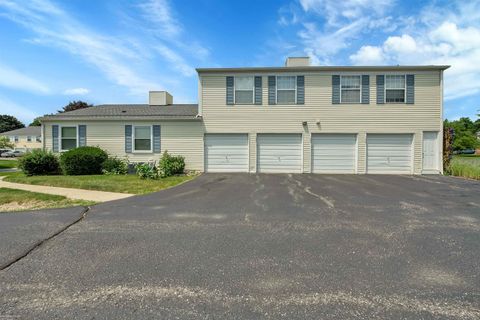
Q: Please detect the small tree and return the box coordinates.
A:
[58,101,93,113]
[29,117,42,126]
[0,136,14,149]
[0,115,25,133]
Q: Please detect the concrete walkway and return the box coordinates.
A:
[0,176,133,202]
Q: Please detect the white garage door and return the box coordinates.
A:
[205,134,248,172]
[257,134,302,173]
[367,134,413,174]
[312,134,357,173]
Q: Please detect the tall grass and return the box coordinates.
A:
[447,155,480,180]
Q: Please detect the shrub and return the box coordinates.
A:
[60,146,108,175]
[102,157,128,175]
[18,150,60,176]
[135,162,159,179]
[159,151,185,177]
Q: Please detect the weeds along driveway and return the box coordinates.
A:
[0,174,479,319]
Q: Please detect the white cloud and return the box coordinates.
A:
[0,0,163,96]
[155,45,196,77]
[350,46,385,65]
[137,0,182,38]
[63,88,89,95]
[0,63,49,94]
[348,2,480,101]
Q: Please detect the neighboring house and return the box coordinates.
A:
[41,57,449,174]
[0,126,42,152]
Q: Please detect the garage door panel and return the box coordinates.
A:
[205,134,248,172]
[367,134,413,174]
[257,134,302,173]
[312,134,356,173]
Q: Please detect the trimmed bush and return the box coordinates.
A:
[102,157,128,175]
[18,150,60,176]
[135,162,159,179]
[159,151,185,177]
[60,146,108,175]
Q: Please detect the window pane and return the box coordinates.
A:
[235,90,253,104]
[135,139,151,150]
[62,127,76,138]
[61,139,76,150]
[386,89,405,103]
[235,76,253,90]
[341,76,360,89]
[36,136,42,142]
[341,89,361,103]
[277,76,296,89]
[135,126,151,139]
[277,90,296,104]
[385,75,405,89]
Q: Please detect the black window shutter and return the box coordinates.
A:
[361,75,370,104]
[153,125,161,153]
[52,125,59,152]
[297,76,305,104]
[78,125,87,146]
[406,74,414,104]
[376,75,385,104]
[332,75,340,104]
[226,76,234,105]
[254,76,262,105]
[268,76,276,105]
[125,125,132,153]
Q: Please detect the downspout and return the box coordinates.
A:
[440,70,444,174]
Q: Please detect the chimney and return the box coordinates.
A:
[149,91,173,106]
[285,57,311,67]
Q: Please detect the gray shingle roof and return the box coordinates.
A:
[0,126,41,136]
[41,104,199,121]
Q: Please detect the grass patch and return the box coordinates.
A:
[0,159,17,169]
[448,155,480,180]
[0,187,93,213]
[3,173,197,194]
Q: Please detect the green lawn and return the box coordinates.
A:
[448,155,480,180]
[0,159,17,169]
[0,187,93,213]
[3,173,197,194]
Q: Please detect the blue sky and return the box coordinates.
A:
[0,0,479,124]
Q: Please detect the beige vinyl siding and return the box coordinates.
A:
[200,70,442,174]
[0,135,42,150]
[43,121,204,171]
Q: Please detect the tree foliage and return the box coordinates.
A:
[0,115,25,133]
[443,116,480,150]
[0,136,14,149]
[58,101,93,113]
[29,117,42,126]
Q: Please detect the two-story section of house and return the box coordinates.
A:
[41,57,448,175]
[198,57,448,174]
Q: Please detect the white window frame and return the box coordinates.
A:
[385,74,406,104]
[276,75,297,105]
[340,75,362,104]
[27,136,32,142]
[234,75,254,105]
[132,125,153,153]
[59,125,78,152]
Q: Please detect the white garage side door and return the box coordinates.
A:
[367,134,413,174]
[312,134,357,173]
[257,134,302,173]
[205,134,248,172]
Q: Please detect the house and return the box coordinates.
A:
[41,57,449,174]
[0,126,42,151]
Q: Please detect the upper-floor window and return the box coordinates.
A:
[385,75,405,103]
[340,75,361,103]
[27,136,32,142]
[133,125,152,152]
[235,76,254,104]
[61,126,77,151]
[277,76,296,104]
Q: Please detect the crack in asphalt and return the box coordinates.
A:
[0,206,91,271]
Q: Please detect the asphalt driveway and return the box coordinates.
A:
[1,174,479,319]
